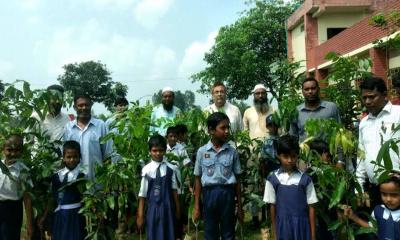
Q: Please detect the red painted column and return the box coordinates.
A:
[305,14,318,71]
[370,47,388,82]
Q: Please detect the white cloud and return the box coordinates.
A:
[133,0,174,29]
[178,31,217,77]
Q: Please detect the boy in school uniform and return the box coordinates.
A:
[0,134,33,239]
[193,112,243,240]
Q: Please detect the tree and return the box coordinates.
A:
[192,0,299,101]
[0,80,4,100]
[57,61,128,110]
[152,90,198,111]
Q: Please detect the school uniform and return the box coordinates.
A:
[263,168,318,240]
[194,141,241,240]
[0,159,32,240]
[51,166,85,240]
[138,158,179,240]
[370,205,400,240]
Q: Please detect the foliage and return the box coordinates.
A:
[323,52,372,129]
[57,60,128,111]
[192,0,299,100]
[370,10,400,50]
[152,90,198,111]
[0,79,4,100]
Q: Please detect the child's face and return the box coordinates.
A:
[150,146,165,162]
[63,149,80,170]
[380,181,400,210]
[210,119,230,143]
[3,141,23,161]
[167,133,178,147]
[278,152,298,172]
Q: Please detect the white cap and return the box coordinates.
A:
[162,86,174,94]
[251,84,267,93]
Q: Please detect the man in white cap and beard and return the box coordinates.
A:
[150,87,181,136]
[243,83,275,228]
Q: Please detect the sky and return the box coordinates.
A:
[0,0,248,115]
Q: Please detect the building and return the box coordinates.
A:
[287,0,400,85]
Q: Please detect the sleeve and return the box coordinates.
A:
[171,168,179,191]
[368,209,376,227]
[233,150,242,175]
[243,110,249,131]
[306,181,318,204]
[263,179,276,203]
[193,149,202,176]
[355,129,367,192]
[100,123,114,162]
[138,175,148,198]
[236,108,243,131]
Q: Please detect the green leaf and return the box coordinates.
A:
[329,179,346,208]
[23,81,33,99]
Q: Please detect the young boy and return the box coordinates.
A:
[261,115,280,178]
[175,124,189,147]
[193,112,243,239]
[137,134,181,240]
[0,134,33,239]
[166,126,191,167]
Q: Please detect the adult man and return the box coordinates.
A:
[150,87,181,136]
[63,94,113,180]
[290,77,340,142]
[243,84,274,140]
[204,82,243,133]
[33,85,71,143]
[356,76,400,206]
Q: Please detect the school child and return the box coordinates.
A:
[166,126,191,167]
[344,171,400,240]
[175,124,189,148]
[40,140,86,240]
[193,112,243,240]
[137,134,181,240]
[261,115,280,179]
[0,134,33,239]
[263,135,318,240]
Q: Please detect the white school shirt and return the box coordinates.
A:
[370,205,400,226]
[0,160,32,200]
[138,158,178,198]
[356,102,400,187]
[57,166,82,183]
[167,143,191,165]
[204,102,243,133]
[263,169,318,204]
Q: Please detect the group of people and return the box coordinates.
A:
[0,74,400,240]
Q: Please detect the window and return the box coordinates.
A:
[327,28,346,39]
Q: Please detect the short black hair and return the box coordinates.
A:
[73,93,92,104]
[359,76,387,95]
[211,81,226,93]
[266,115,279,127]
[309,139,329,155]
[47,84,65,94]
[302,77,319,89]
[392,72,400,88]
[166,126,179,136]
[207,112,230,130]
[276,135,300,155]
[148,134,167,151]
[3,134,23,148]
[381,170,400,188]
[63,140,81,156]
[175,124,188,134]
[114,97,128,106]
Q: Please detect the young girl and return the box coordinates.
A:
[263,135,318,240]
[344,171,400,240]
[40,140,86,240]
[136,134,181,240]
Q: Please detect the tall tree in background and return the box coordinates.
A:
[57,60,128,110]
[152,90,197,111]
[192,0,300,101]
[0,80,4,100]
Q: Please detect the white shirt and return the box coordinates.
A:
[57,166,81,183]
[243,106,274,140]
[167,143,191,165]
[33,112,71,142]
[0,160,32,200]
[263,169,318,204]
[204,102,243,133]
[138,159,179,197]
[356,102,400,187]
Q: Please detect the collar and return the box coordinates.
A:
[72,117,97,128]
[205,140,229,152]
[58,166,80,182]
[167,144,176,151]
[382,205,400,221]
[299,100,326,111]
[276,167,301,175]
[366,102,392,120]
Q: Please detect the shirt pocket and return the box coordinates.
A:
[221,158,233,178]
[202,160,215,177]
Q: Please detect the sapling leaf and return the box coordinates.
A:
[329,179,346,208]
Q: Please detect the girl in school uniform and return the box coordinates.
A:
[263,135,318,240]
[136,134,181,240]
[40,140,86,240]
[344,171,400,240]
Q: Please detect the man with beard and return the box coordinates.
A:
[204,82,243,133]
[290,77,340,142]
[243,84,275,140]
[63,94,113,180]
[150,87,181,136]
